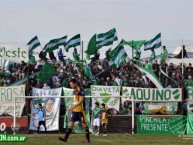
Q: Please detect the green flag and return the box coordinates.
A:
[144,33,161,51]
[64,34,81,52]
[27,36,41,51]
[109,42,127,68]
[83,64,92,78]
[121,39,145,49]
[36,63,57,82]
[96,28,118,49]
[43,35,67,53]
[85,34,97,59]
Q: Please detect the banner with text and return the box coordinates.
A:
[63,87,92,133]
[0,85,25,117]
[29,87,62,131]
[137,115,186,134]
[0,44,29,63]
[122,87,182,102]
[91,85,120,110]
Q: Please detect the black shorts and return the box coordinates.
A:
[102,123,107,128]
[38,121,46,126]
[70,112,85,123]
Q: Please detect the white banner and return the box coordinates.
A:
[29,87,62,131]
[122,87,182,102]
[91,85,120,110]
[0,44,29,63]
[0,85,25,117]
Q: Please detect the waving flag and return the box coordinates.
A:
[85,28,118,59]
[96,28,118,49]
[144,33,161,51]
[44,35,67,53]
[64,34,81,52]
[109,42,127,68]
[27,36,41,52]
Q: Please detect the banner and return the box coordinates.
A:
[0,85,25,117]
[187,86,193,100]
[29,87,62,131]
[122,87,182,102]
[0,44,29,63]
[91,85,120,110]
[186,100,193,134]
[143,102,178,115]
[0,116,28,133]
[137,115,186,134]
[63,87,92,133]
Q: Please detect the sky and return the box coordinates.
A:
[0,0,193,57]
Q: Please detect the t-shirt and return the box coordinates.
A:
[36,108,46,121]
[73,87,85,112]
[93,107,101,119]
[162,49,168,57]
[101,109,108,120]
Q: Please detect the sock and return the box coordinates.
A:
[93,127,96,134]
[85,127,90,141]
[37,126,40,133]
[97,127,100,134]
[45,127,47,133]
[64,127,72,140]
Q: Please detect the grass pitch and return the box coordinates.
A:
[0,134,192,145]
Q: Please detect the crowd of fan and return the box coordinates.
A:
[2,55,193,92]
[1,51,192,115]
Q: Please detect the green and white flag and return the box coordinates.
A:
[27,36,41,52]
[109,42,127,68]
[44,35,67,53]
[85,28,118,59]
[144,33,161,51]
[64,34,81,52]
[133,63,163,88]
[96,28,118,49]
[1,60,9,69]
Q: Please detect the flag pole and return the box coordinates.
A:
[132,40,134,60]
[26,49,30,132]
[181,40,184,116]
[81,41,84,88]
[27,50,31,97]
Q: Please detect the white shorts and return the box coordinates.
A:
[93,118,100,127]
